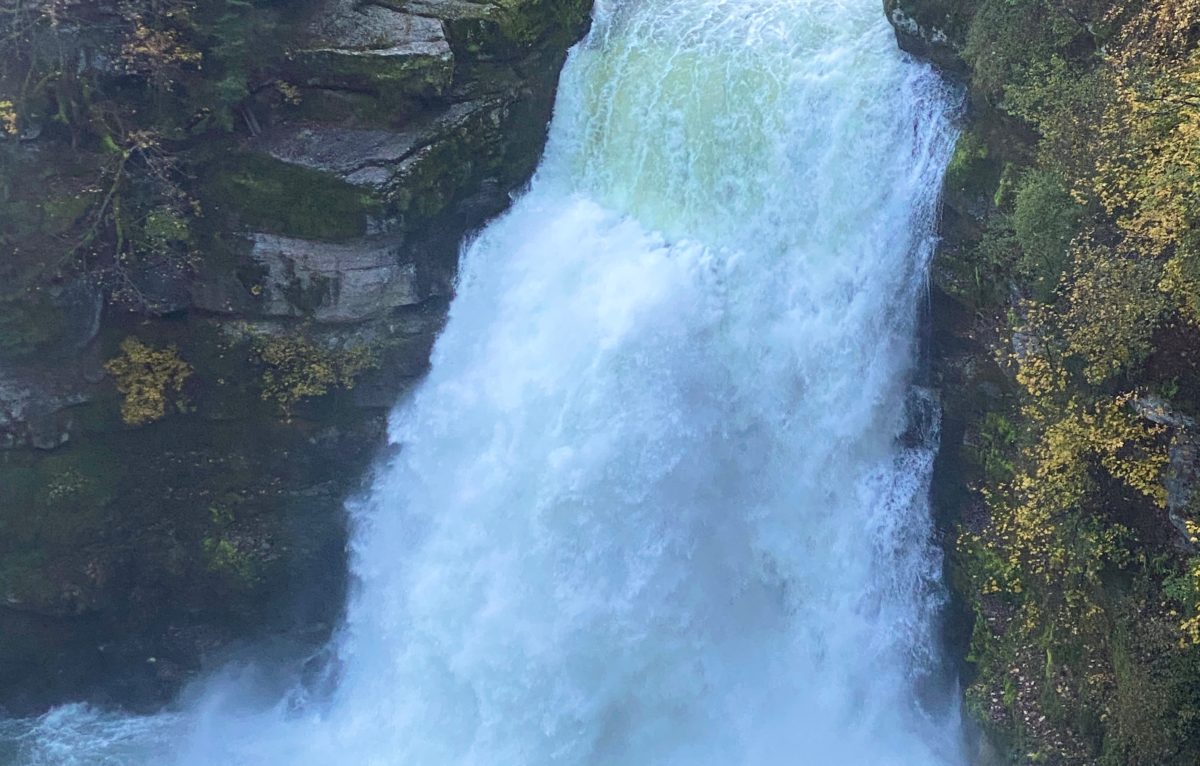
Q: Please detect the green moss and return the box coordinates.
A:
[139,207,191,248]
[945,129,1000,199]
[936,212,1020,307]
[0,444,123,553]
[204,153,379,241]
[201,536,261,588]
[493,0,592,49]
[41,192,96,233]
[0,148,102,302]
[291,49,452,99]
[963,0,1079,102]
[972,411,1019,485]
[1100,625,1174,765]
[388,104,513,220]
[0,294,68,360]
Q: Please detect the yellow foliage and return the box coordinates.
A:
[1107,0,1200,64]
[104,338,193,426]
[980,387,1166,634]
[120,19,202,89]
[1177,522,1200,646]
[1095,3,1200,258]
[1179,553,1200,646]
[956,0,1200,743]
[1080,0,1200,340]
[1062,246,1168,384]
[1161,251,1200,324]
[254,335,377,416]
[1011,301,1068,399]
[1009,244,1168,391]
[0,100,16,135]
[983,4,1187,642]
[275,81,302,105]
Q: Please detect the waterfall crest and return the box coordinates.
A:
[3,0,962,763]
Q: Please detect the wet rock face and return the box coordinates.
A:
[883,0,970,77]
[0,0,592,713]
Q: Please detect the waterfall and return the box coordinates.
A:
[1,0,962,763]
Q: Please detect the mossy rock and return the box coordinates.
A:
[203,152,382,242]
[386,97,525,220]
[0,445,123,551]
[380,0,592,60]
[289,48,452,99]
[0,145,103,305]
[945,128,1001,203]
[884,0,976,74]
[0,293,69,360]
[885,0,976,46]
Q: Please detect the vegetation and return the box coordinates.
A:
[205,153,377,241]
[0,0,305,312]
[201,503,261,588]
[104,337,194,425]
[915,0,1200,761]
[253,334,378,417]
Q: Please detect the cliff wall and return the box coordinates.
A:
[0,0,591,712]
[888,1,1200,763]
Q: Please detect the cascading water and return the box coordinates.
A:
[1,0,963,763]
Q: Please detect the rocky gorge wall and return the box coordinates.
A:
[0,0,591,713]
[888,1,1200,763]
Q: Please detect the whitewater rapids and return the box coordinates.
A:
[1,0,962,763]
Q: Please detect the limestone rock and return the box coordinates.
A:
[383,0,594,59]
[292,0,453,97]
[256,99,498,193]
[0,367,95,451]
[248,233,446,323]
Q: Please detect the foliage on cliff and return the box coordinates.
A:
[0,0,301,321]
[915,0,1200,762]
[104,337,194,425]
[253,334,378,417]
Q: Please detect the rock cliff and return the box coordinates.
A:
[0,0,591,712]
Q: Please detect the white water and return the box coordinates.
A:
[1,0,962,763]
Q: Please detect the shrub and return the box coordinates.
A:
[254,334,377,417]
[1062,246,1167,384]
[0,101,15,135]
[104,338,193,425]
[1013,170,1080,297]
